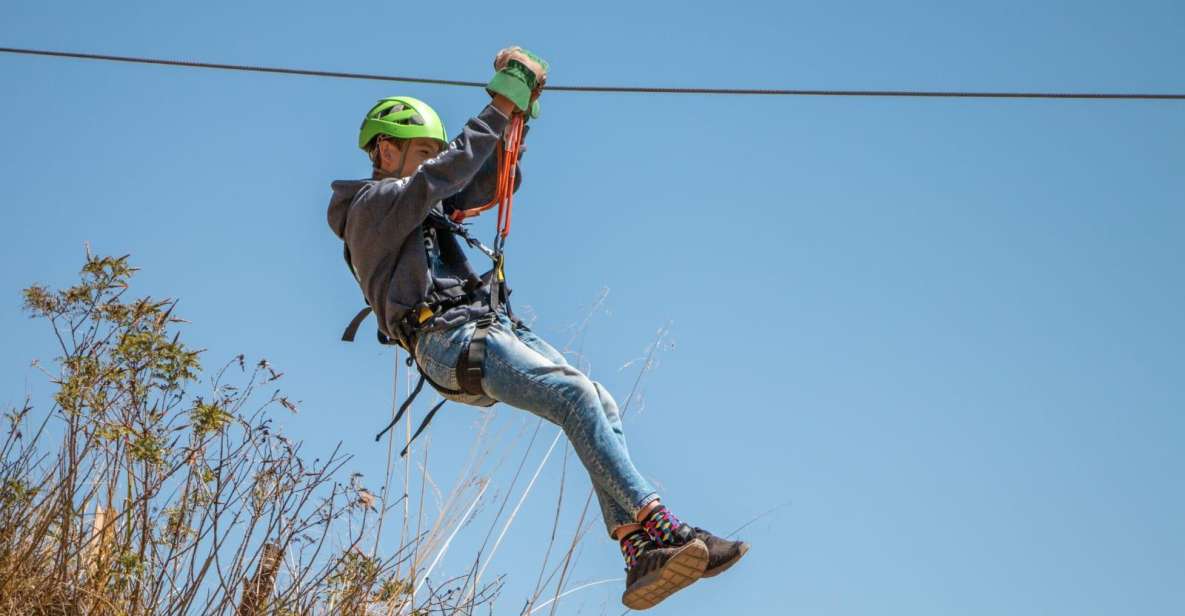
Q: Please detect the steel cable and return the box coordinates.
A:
[2,46,1183,100]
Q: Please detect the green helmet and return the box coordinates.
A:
[358,96,448,151]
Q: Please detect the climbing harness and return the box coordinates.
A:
[341,111,529,455]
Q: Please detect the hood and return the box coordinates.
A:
[327,179,368,239]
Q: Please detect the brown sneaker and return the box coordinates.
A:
[620,531,709,610]
[691,527,750,578]
[640,506,750,579]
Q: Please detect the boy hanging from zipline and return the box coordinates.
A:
[327,47,748,610]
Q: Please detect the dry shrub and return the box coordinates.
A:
[0,253,501,615]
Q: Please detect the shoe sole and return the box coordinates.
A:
[702,541,750,578]
[621,539,709,611]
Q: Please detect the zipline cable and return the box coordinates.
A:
[2,46,1183,101]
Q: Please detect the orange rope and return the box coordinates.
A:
[498,115,525,238]
[450,112,526,241]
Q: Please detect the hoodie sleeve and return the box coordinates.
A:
[444,125,526,214]
[349,103,511,243]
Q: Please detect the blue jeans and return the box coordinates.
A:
[413,311,659,535]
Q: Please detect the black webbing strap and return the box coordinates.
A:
[342,306,373,342]
[375,372,426,443]
[401,398,446,458]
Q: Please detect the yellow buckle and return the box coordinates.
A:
[417,306,434,323]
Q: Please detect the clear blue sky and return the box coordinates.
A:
[2,1,1183,614]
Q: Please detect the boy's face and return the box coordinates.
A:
[377,137,443,177]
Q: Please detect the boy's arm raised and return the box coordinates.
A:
[351,101,512,242]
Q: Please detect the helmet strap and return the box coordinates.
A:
[395,141,411,178]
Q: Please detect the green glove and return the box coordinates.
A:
[487,47,549,118]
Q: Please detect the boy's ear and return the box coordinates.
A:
[376,139,401,165]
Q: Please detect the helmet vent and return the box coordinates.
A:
[379,104,425,126]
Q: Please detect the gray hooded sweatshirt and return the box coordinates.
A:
[327,104,518,344]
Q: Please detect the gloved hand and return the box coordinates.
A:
[486,46,548,118]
